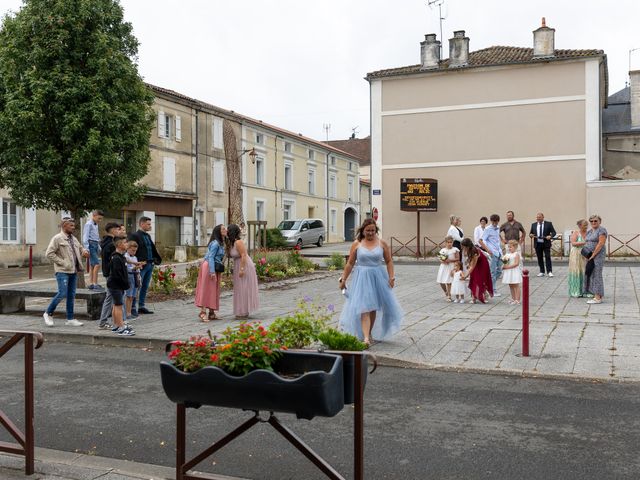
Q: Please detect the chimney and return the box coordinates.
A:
[448,30,469,68]
[630,70,640,129]
[533,17,555,58]
[420,34,441,70]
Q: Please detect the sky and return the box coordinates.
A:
[1,0,639,141]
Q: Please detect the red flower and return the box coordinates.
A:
[171,273,176,278]
[210,354,219,362]
[168,348,180,359]
[260,330,267,337]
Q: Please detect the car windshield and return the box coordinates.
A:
[278,221,301,230]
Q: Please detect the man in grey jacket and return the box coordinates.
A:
[43,217,89,327]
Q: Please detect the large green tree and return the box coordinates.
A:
[0,0,155,223]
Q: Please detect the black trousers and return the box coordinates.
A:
[534,243,552,273]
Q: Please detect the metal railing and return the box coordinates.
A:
[0,330,44,475]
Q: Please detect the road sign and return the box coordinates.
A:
[372,207,379,221]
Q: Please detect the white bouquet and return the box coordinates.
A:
[437,249,448,262]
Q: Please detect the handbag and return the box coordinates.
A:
[581,247,592,259]
[134,271,142,288]
[214,260,225,273]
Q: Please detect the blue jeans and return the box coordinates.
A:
[46,272,77,320]
[489,254,502,291]
[133,262,154,312]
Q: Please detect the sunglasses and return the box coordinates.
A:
[590,220,599,223]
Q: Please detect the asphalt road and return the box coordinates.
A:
[1,342,639,480]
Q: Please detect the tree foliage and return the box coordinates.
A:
[0,0,155,215]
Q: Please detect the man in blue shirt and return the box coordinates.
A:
[480,214,502,297]
[82,210,104,290]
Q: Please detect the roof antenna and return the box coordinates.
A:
[350,126,359,139]
[427,0,446,43]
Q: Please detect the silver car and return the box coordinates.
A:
[277,219,325,248]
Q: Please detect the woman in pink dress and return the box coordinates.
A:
[195,224,226,321]
[460,238,493,304]
[226,224,259,319]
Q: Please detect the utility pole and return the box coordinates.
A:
[323,123,331,141]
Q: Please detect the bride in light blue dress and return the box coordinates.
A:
[338,219,403,346]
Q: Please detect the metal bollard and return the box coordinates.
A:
[28,245,33,280]
[522,269,529,356]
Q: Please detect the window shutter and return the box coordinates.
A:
[213,159,224,192]
[163,157,176,191]
[158,111,166,138]
[213,117,223,149]
[175,115,182,142]
[215,211,225,227]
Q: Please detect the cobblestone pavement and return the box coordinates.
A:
[1,263,639,381]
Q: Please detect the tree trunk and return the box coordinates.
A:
[71,209,87,289]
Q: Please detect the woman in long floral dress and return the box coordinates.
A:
[568,219,588,297]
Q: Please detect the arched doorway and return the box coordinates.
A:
[344,207,357,241]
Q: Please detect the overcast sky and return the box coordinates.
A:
[2,0,639,141]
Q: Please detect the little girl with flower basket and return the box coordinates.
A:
[436,236,460,302]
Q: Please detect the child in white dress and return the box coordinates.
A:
[502,239,522,304]
[436,236,460,302]
[450,261,466,303]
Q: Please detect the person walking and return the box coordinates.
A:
[43,218,89,327]
[128,216,162,315]
[82,210,104,290]
[460,238,493,304]
[195,224,227,322]
[529,212,556,277]
[338,218,403,347]
[568,219,588,298]
[227,223,259,319]
[447,215,464,251]
[97,222,122,329]
[584,215,608,304]
[479,214,503,297]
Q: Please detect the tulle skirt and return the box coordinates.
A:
[338,265,403,341]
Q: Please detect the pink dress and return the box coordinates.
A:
[230,245,259,316]
[195,261,221,310]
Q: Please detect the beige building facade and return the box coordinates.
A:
[366,23,637,252]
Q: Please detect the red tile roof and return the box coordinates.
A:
[367,46,605,79]
[325,137,371,166]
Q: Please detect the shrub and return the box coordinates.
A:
[317,328,367,351]
[256,228,288,249]
[152,265,176,294]
[325,252,346,270]
[184,263,200,289]
[269,298,335,348]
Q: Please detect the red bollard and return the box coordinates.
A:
[28,245,33,280]
[522,269,529,357]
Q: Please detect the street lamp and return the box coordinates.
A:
[228,148,258,223]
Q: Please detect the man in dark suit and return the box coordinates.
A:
[529,212,556,277]
[128,216,162,315]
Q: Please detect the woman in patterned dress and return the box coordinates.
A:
[583,215,608,304]
[568,219,588,298]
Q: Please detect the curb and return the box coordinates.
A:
[373,355,640,384]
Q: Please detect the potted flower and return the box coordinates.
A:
[160,323,345,420]
[317,328,375,404]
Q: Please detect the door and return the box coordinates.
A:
[344,208,356,242]
[300,221,310,245]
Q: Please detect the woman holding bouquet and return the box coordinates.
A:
[436,235,459,301]
[460,238,493,303]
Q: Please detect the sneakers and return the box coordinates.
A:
[65,319,84,327]
[493,292,502,297]
[458,299,465,304]
[548,272,554,277]
[115,325,136,336]
[98,323,113,330]
[537,273,545,277]
[452,298,458,303]
[43,312,54,327]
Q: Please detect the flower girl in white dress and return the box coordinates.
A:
[436,236,460,302]
[501,240,522,304]
[450,261,466,303]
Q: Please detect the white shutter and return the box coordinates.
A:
[175,115,182,142]
[158,111,166,138]
[213,159,224,192]
[163,157,176,191]
[214,211,225,227]
[213,117,223,149]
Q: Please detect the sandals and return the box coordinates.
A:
[208,311,218,320]
[198,311,210,323]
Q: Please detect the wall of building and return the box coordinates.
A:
[586,180,640,236]
[603,134,640,176]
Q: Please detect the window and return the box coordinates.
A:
[308,168,316,194]
[158,111,170,138]
[284,142,292,153]
[1,199,18,243]
[175,116,182,142]
[214,211,225,227]
[212,159,224,192]
[255,156,264,186]
[329,174,337,198]
[283,201,293,220]
[163,157,176,192]
[330,156,336,166]
[256,133,263,144]
[330,209,337,234]
[256,200,265,221]
[348,178,354,201]
[213,117,223,149]
[348,161,353,171]
[310,220,324,229]
[308,149,314,160]
[284,163,293,190]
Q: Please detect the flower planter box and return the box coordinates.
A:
[160,351,344,420]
